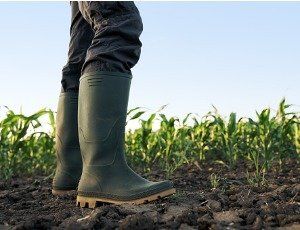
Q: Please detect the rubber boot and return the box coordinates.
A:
[76,72,175,207]
[52,92,82,195]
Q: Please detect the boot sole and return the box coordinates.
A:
[76,188,176,208]
[52,189,75,196]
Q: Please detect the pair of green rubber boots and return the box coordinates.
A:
[52,72,175,208]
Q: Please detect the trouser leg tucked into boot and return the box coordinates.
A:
[76,72,175,207]
[52,92,82,195]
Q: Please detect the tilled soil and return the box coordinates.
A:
[0,160,299,229]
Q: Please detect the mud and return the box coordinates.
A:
[0,160,299,229]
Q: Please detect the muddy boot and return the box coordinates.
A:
[52,92,82,195]
[76,72,175,207]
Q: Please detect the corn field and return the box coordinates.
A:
[0,99,299,184]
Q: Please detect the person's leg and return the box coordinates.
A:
[78,1,142,75]
[76,2,175,207]
[61,1,94,91]
[52,2,94,195]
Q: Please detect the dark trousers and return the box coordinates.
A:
[61,1,143,92]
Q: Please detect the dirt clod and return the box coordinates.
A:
[206,199,222,212]
[120,213,155,230]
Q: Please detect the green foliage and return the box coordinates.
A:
[0,108,55,179]
[125,99,299,184]
[210,173,220,189]
[0,99,299,185]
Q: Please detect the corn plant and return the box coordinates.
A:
[0,100,299,185]
[0,108,55,179]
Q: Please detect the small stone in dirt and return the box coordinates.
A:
[265,215,276,223]
[276,214,286,226]
[119,213,155,230]
[238,197,255,208]
[246,212,257,225]
[161,205,189,223]
[175,209,199,226]
[197,213,213,229]
[75,206,127,229]
[179,223,197,230]
[253,216,263,229]
[292,184,300,194]
[273,185,288,195]
[217,194,229,206]
[206,200,222,212]
[121,203,154,214]
[229,194,237,202]
[174,206,209,228]
[213,210,243,223]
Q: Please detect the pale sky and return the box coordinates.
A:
[0,2,299,120]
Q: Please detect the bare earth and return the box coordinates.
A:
[0,160,299,229]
